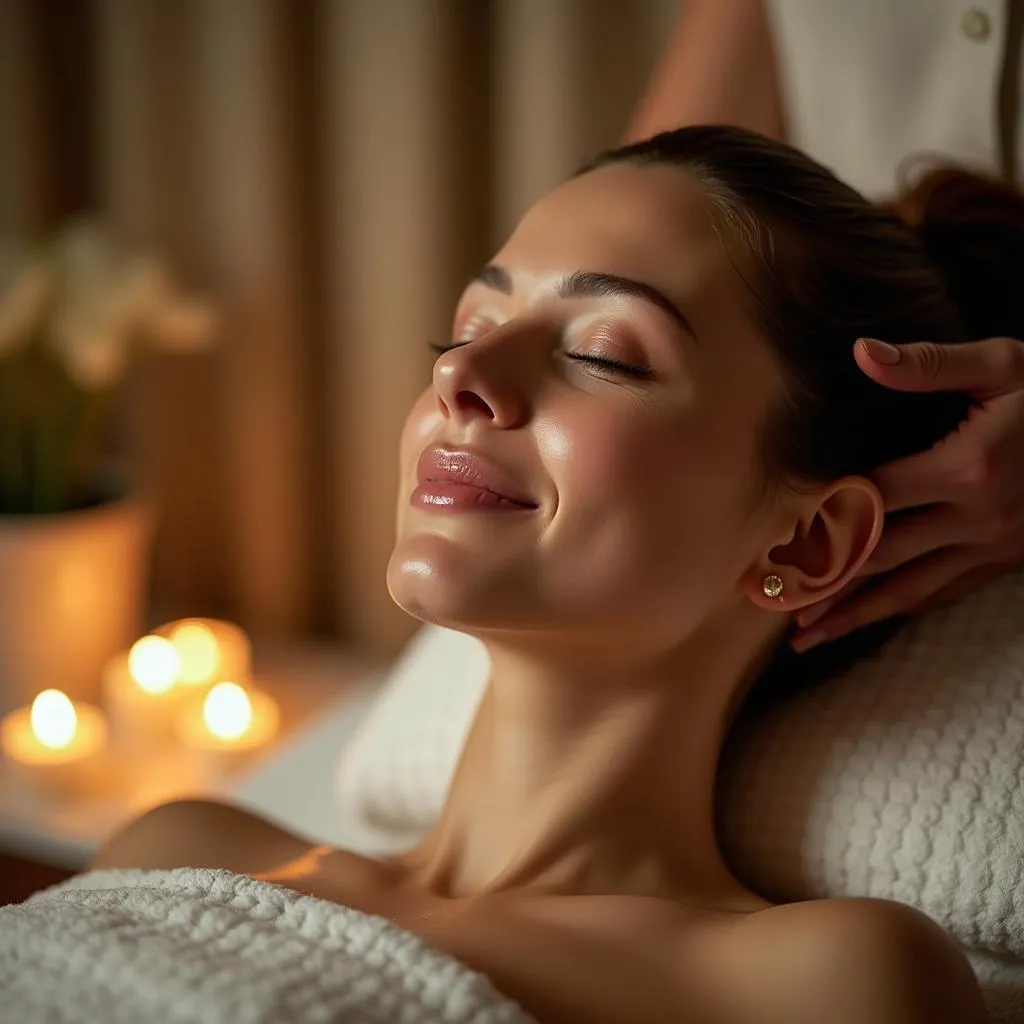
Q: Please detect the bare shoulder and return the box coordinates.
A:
[733,897,987,1024]
[89,798,309,873]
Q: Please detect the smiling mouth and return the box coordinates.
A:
[412,446,539,513]
[418,479,537,509]
[409,479,536,512]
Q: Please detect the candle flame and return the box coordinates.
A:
[30,689,77,749]
[203,681,252,741]
[128,635,181,694]
[169,621,220,684]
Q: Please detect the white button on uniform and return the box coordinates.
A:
[962,7,992,41]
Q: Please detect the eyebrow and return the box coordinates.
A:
[470,264,698,343]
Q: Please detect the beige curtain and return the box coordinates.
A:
[0,0,676,658]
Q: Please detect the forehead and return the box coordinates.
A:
[496,163,733,298]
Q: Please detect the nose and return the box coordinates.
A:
[432,329,532,429]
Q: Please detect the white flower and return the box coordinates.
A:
[146,298,219,352]
[50,318,128,391]
[8,217,220,390]
[47,283,135,392]
[0,261,53,357]
[111,255,174,331]
[56,221,117,298]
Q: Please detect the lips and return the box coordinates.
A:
[413,446,538,511]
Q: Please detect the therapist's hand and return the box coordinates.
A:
[790,336,1024,652]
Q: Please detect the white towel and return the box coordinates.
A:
[4,867,1014,1021]
[0,868,533,1024]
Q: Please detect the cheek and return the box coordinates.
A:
[541,409,658,502]
[536,401,760,595]
[539,402,744,526]
[399,388,442,476]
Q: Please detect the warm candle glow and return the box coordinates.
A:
[177,680,277,771]
[169,621,220,684]
[2,692,108,798]
[29,690,77,750]
[128,636,181,694]
[155,618,250,689]
[203,682,253,741]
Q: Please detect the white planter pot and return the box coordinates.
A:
[0,493,154,716]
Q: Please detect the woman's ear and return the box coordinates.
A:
[743,476,884,613]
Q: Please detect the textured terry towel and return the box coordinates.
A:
[3,868,1015,1022]
[0,868,533,1024]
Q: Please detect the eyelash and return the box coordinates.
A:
[427,341,654,380]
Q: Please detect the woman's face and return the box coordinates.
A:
[388,163,787,646]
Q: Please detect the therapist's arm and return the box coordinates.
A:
[626,0,786,143]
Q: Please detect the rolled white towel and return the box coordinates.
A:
[0,867,533,1024]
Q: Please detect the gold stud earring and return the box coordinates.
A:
[762,574,784,599]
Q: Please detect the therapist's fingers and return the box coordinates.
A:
[793,578,864,630]
[857,504,975,577]
[794,506,972,630]
[789,546,976,651]
[855,336,1024,400]
[870,439,970,513]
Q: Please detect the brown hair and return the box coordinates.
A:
[885,163,1024,342]
[581,126,1024,711]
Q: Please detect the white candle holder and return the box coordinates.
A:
[0,695,108,801]
[176,684,279,780]
[156,618,251,692]
[102,649,189,753]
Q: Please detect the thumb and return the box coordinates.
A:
[854,336,1024,399]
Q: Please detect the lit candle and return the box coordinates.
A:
[158,618,251,690]
[0,689,108,798]
[176,681,279,777]
[103,634,190,751]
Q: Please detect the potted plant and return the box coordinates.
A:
[0,220,217,714]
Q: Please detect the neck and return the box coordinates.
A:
[403,608,780,908]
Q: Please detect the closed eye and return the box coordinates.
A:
[563,352,653,379]
[427,341,654,380]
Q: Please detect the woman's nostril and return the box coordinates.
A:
[455,390,495,418]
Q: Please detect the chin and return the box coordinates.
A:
[386,532,535,633]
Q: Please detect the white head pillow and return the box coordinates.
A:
[336,571,1024,1020]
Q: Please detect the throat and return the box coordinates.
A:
[405,799,686,901]
[395,647,761,908]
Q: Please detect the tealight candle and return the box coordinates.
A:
[0,689,108,799]
[156,618,251,690]
[176,681,279,777]
[103,634,190,751]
